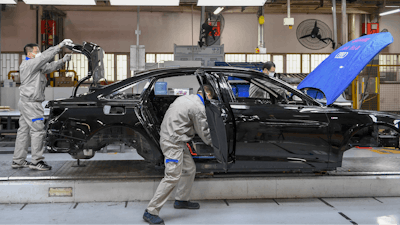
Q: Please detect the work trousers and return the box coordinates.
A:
[147,139,196,216]
[13,100,45,164]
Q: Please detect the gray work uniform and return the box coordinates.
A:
[147,94,212,216]
[13,46,64,164]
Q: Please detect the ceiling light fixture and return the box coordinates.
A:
[197,0,266,6]
[0,0,17,4]
[213,7,224,14]
[109,0,179,6]
[379,9,400,16]
[22,0,96,5]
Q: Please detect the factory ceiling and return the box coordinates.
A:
[24,0,400,15]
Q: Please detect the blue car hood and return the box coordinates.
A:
[297,32,393,105]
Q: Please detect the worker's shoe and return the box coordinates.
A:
[174,200,200,209]
[29,161,52,171]
[143,210,164,224]
[11,160,32,169]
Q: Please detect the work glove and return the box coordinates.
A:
[62,54,72,63]
[59,39,73,48]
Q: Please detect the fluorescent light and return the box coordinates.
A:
[380,9,400,16]
[22,0,96,5]
[0,0,17,4]
[214,7,224,14]
[198,0,266,6]
[385,6,400,8]
[109,0,179,6]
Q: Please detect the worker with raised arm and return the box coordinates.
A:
[11,39,73,171]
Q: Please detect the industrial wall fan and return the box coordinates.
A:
[296,19,335,50]
[198,13,225,47]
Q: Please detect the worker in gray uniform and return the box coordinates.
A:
[11,39,73,171]
[249,61,277,98]
[143,85,215,224]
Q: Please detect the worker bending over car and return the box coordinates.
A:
[143,85,215,224]
[11,39,73,171]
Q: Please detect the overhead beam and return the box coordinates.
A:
[48,5,374,14]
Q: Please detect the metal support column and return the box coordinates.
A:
[348,14,356,41]
[332,0,338,49]
[136,6,140,74]
[0,5,2,85]
[258,6,264,48]
[341,0,347,45]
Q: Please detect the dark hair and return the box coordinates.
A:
[197,84,215,98]
[24,43,39,55]
[262,61,276,71]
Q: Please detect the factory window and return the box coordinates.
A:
[156,54,174,63]
[246,54,271,63]
[379,54,400,81]
[146,54,156,63]
[310,54,329,72]
[302,54,310,73]
[65,54,89,81]
[225,54,246,62]
[1,53,20,82]
[379,54,398,65]
[286,54,301,73]
[104,54,115,82]
[272,55,284,73]
[117,55,128,81]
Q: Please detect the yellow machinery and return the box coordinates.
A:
[6,70,78,87]
[352,65,400,112]
[7,70,19,81]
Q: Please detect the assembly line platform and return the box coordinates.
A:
[1,147,400,203]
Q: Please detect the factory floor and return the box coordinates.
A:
[1,197,399,224]
[1,146,400,224]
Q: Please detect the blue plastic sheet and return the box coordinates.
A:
[297,32,393,105]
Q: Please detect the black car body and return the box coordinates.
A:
[45,42,400,173]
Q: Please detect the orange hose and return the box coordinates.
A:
[186,143,197,156]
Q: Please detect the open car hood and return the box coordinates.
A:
[297,32,393,105]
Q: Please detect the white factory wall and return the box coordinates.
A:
[4,2,399,55]
[378,13,400,54]
[1,3,36,53]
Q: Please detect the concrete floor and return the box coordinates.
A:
[1,146,400,224]
[0,198,399,224]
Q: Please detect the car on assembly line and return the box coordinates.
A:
[46,33,399,173]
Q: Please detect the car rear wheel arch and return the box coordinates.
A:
[77,124,163,163]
